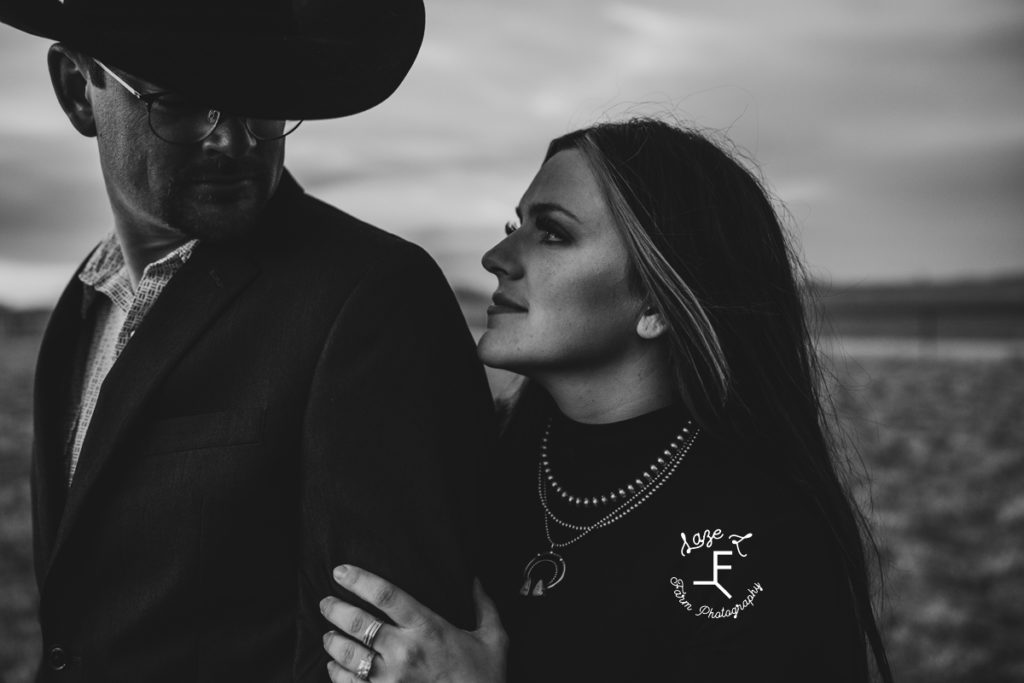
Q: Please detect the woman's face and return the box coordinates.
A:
[477,149,647,379]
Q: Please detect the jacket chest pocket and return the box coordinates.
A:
[138,408,264,456]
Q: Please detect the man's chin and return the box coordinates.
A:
[168,168,281,242]
[176,201,266,243]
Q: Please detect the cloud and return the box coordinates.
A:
[1,0,1022,309]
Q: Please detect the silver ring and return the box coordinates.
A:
[361,619,383,648]
[355,651,374,680]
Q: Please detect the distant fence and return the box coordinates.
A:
[811,278,1024,342]
[819,302,1024,340]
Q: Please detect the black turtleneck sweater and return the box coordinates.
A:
[478,404,869,682]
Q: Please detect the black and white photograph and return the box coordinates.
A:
[1,1,1022,681]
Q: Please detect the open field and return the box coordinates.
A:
[829,353,1024,681]
[1,326,1022,682]
[0,332,39,683]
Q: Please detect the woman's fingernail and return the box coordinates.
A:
[323,631,332,645]
[333,565,349,581]
[319,597,331,614]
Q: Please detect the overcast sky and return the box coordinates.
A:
[1,0,1023,308]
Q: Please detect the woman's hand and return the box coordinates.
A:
[320,565,508,683]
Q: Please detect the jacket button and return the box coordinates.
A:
[47,645,68,671]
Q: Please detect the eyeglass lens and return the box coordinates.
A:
[147,94,301,144]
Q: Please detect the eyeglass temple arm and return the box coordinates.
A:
[92,59,146,100]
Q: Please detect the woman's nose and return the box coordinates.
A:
[481,233,523,279]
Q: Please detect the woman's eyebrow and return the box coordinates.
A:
[517,201,581,223]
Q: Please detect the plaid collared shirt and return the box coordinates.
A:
[66,233,198,485]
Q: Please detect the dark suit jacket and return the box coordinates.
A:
[31,171,496,682]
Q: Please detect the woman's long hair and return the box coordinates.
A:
[503,118,893,682]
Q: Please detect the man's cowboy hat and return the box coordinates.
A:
[0,0,425,119]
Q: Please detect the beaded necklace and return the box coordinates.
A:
[520,417,700,597]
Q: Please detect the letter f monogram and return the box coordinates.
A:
[693,550,734,599]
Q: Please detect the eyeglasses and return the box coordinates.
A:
[93,60,302,145]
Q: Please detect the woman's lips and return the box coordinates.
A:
[488,292,527,315]
[487,304,525,315]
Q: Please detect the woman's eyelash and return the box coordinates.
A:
[536,216,566,242]
[504,216,567,242]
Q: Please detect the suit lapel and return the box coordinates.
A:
[31,274,91,586]
[43,243,260,584]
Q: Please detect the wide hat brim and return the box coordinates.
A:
[0,0,425,120]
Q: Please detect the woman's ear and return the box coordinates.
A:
[636,307,668,340]
[47,44,97,138]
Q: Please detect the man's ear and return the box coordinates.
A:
[47,44,97,137]
[636,307,668,340]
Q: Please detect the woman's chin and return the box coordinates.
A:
[476,333,523,373]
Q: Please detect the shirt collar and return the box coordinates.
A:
[78,233,125,292]
[78,232,199,313]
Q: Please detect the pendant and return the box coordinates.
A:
[520,550,566,597]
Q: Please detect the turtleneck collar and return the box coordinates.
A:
[543,402,691,497]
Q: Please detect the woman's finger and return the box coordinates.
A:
[472,578,508,648]
[472,578,500,632]
[323,632,379,680]
[332,564,428,628]
[319,597,396,652]
[327,659,375,683]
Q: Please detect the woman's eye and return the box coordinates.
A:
[504,220,520,236]
[536,217,567,243]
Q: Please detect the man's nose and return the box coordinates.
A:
[202,113,258,156]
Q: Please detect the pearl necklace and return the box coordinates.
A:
[541,422,695,508]
[520,417,700,597]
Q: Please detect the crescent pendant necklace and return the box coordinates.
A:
[520,417,700,597]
